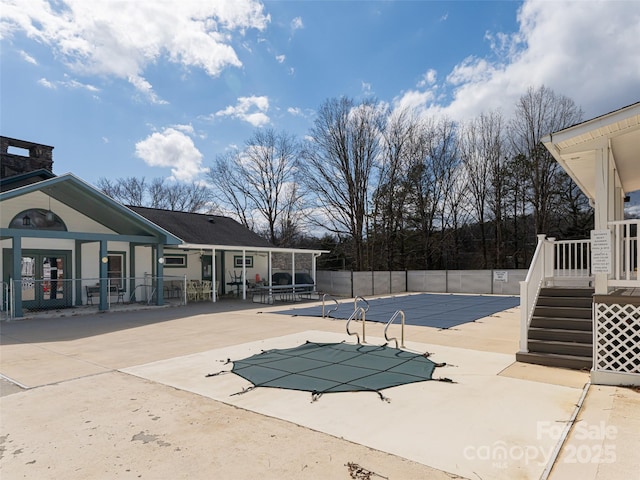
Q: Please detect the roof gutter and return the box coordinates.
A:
[177,243,330,255]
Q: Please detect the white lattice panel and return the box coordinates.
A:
[594,303,640,374]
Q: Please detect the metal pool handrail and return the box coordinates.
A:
[346,307,367,344]
[384,310,406,349]
[354,295,369,313]
[322,294,339,318]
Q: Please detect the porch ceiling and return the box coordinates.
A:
[542,102,640,200]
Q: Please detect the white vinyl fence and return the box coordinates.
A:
[317,269,526,298]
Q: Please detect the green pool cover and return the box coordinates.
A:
[214,341,447,401]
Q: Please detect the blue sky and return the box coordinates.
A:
[1,0,639,201]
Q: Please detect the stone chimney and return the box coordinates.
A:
[0,136,54,179]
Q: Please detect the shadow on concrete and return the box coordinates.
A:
[0,299,264,346]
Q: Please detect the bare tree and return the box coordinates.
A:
[371,107,417,269]
[208,128,302,246]
[97,177,146,206]
[404,116,459,268]
[302,97,383,270]
[208,152,254,230]
[460,110,505,268]
[510,85,583,234]
[96,176,211,213]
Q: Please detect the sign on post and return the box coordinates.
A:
[590,229,611,274]
[493,271,508,282]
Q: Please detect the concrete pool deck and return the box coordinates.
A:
[1,298,638,479]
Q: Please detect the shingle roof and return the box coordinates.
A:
[0,169,56,192]
[128,206,274,248]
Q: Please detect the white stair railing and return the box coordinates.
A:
[519,235,551,353]
[553,239,592,278]
[610,219,639,287]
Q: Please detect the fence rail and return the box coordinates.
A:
[4,275,186,320]
[316,269,526,298]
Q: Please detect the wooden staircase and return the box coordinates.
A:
[516,287,594,370]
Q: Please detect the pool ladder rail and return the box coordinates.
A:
[346,306,367,344]
[384,310,406,349]
[346,296,370,343]
[321,293,339,318]
[354,296,369,315]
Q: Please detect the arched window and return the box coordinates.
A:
[10,209,67,231]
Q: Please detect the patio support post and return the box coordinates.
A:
[242,249,247,300]
[129,244,136,301]
[212,248,216,302]
[156,243,164,306]
[268,251,273,303]
[594,144,612,295]
[291,252,296,294]
[312,253,318,284]
[99,240,108,311]
[75,240,83,306]
[11,235,23,318]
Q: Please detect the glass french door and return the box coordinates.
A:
[20,251,71,310]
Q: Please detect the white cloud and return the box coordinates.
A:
[135,126,207,182]
[128,75,166,105]
[37,75,99,92]
[291,17,304,31]
[19,50,37,64]
[0,0,270,103]
[276,54,286,63]
[417,69,437,88]
[392,89,437,115]
[393,0,640,121]
[38,77,55,89]
[216,95,270,126]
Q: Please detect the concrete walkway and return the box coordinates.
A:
[1,299,638,479]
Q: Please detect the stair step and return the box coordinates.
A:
[539,287,594,298]
[533,305,591,319]
[516,351,592,370]
[530,317,592,331]
[528,327,593,343]
[528,339,593,357]
[536,296,593,308]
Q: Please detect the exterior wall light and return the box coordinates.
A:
[158,257,165,264]
[22,214,31,226]
[101,257,109,264]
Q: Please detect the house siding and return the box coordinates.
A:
[1,191,116,234]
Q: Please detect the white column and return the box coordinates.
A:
[593,144,610,295]
[211,248,216,302]
[242,249,247,300]
[312,253,317,284]
[291,252,296,296]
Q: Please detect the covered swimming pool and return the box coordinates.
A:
[273,293,519,328]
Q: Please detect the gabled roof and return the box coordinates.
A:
[0,173,182,244]
[128,206,274,248]
[542,102,640,200]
